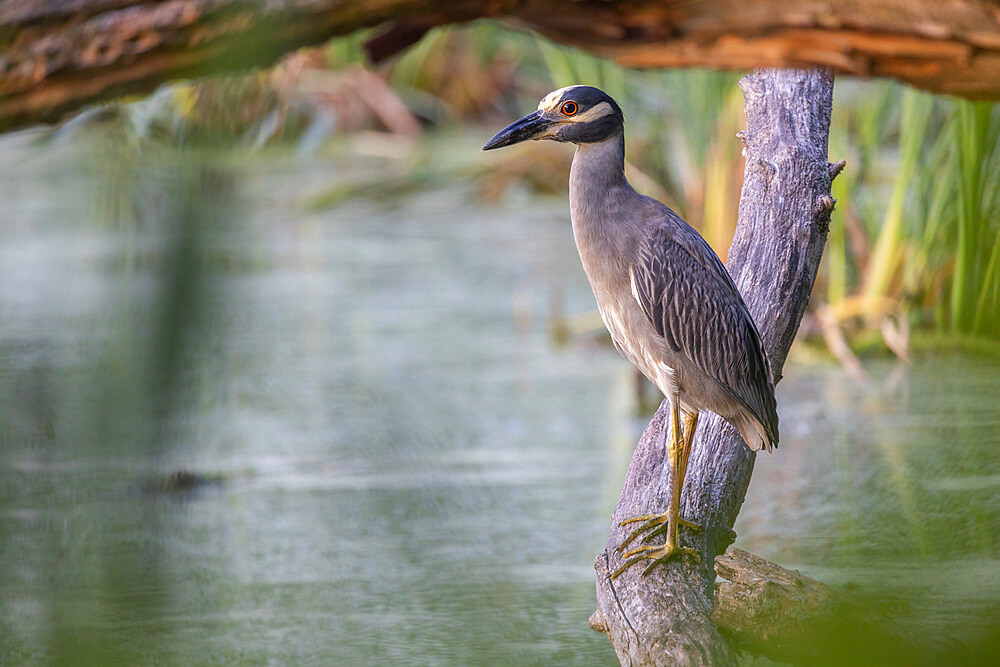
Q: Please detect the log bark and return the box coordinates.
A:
[0,0,496,130]
[4,0,1000,130]
[589,68,836,665]
[711,549,931,665]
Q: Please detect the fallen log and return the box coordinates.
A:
[712,548,929,665]
[5,1,1000,130]
[589,548,952,665]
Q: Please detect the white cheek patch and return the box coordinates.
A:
[575,101,613,122]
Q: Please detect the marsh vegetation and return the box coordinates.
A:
[1,22,998,665]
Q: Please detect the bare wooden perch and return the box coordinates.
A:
[590,68,836,665]
[712,549,929,664]
[4,0,1000,130]
[593,548,936,665]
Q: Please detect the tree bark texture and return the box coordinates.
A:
[3,0,1000,130]
[591,547,930,665]
[589,68,836,665]
[712,549,933,665]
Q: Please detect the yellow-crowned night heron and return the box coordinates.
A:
[483,86,778,577]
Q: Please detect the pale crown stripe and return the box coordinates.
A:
[538,86,575,111]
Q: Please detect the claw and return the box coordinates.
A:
[617,523,653,553]
[619,513,659,527]
[615,512,700,554]
[610,542,699,579]
[620,543,661,560]
[619,513,699,530]
[610,555,647,579]
[639,520,680,546]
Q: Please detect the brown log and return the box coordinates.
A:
[4,1,1000,130]
[0,0,496,130]
[711,549,932,665]
[589,68,835,665]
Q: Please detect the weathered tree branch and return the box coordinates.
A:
[4,1,1000,130]
[0,0,495,130]
[589,548,948,665]
[590,68,836,665]
[712,549,928,665]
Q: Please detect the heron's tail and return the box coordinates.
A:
[735,414,776,453]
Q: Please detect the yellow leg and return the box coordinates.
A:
[611,401,699,578]
[679,411,699,496]
[666,400,682,550]
[620,411,701,550]
[614,409,702,554]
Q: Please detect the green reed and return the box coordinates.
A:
[122,22,1000,350]
[954,101,1000,336]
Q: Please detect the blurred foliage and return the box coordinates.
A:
[5,21,1000,667]
[62,21,1000,356]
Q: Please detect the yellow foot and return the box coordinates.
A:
[609,542,700,579]
[616,512,700,554]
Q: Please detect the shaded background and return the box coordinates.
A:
[1,23,999,665]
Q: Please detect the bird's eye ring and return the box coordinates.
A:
[561,101,578,116]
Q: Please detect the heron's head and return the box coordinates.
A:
[482,85,623,151]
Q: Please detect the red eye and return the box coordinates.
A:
[561,101,578,116]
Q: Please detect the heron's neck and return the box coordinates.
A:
[570,132,627,200]
[569,132,635,235]
[568,132,636,283]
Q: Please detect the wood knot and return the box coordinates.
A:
[756,158,777,177]
[588,609,609,634]
[715,527,738,554]
[828,159,846,181]
[817,194,836,216]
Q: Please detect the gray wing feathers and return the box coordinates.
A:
[632,220,778,445]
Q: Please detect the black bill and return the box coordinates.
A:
[482,110,550,151]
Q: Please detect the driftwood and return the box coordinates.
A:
[603,548,948,665]
[4,0,1000,130]
[711,549,927,665]
[589,68,836,665]
[587,548,927,664]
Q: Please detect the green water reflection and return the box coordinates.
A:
[0,132,997,665]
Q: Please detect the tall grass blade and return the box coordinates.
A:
[864,89,932,302]
[951,101,993,332]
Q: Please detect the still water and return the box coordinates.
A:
[1,131,998,664]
